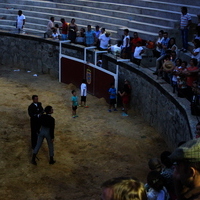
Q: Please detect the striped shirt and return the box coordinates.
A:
[180,13,191,29]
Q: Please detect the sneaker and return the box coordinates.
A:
[78,105,83,107]
[75,115,78,117]
[84,106,89,108]
[108,109,112,112]
[72,115,76,118]
[114,108,118,111]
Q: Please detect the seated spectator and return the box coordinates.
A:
[190,39,200,68]
[85,25,96,47]
[153,30,164,58]
[121,29,130,59]
[167,37,178,55]
[195,15,200,40]
[55,24,61,39]
[132,41,144,67]
[99,32,111,50]
[154,32,170,75]
[75,28,85,44]
[161,54,175,83]
[52,29,59,40]
[148,158,162,173]
[101,177,147,200]
[109,40,122,56]
[172,58,182,93]
[177,61,188,97]
[68,18,78,43]
[130,32,143,55]
[60,18,68,40]
[147,171,169,200]
[45,16,55,38]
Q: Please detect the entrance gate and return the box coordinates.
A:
[59,42,118,103]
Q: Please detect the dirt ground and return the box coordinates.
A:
[0,66,169,200]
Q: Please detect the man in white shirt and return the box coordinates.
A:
[16,10,25,34]
[45,16,55,38]
[99,32,111,50]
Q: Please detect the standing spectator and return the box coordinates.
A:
[180,7,192,52]
[101,177,147,200]
[45,16,55,38]
[132,41,144,67]
[169,138,200,200]
[118,84,131,116]
[75,27,85,44]
[31,106,55,165]
[99,32,111,50]
[196,122,200,138]
[16,10,25,34]
[154,32,170,75]
[85,25,96,46]
[108,83,117,112]
[190,39,200,67]
[95,25,101,38]
[28,95,44,150]
[68,18,78,43]
[121,29,130,59]
[130,32,143,55]
[160,151,176,200]
[71,90,78,118]
[186,58,199,101]
[80,79,88,108]
[153,30,164,58]
[60,18,68,40]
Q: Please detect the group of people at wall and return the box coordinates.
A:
[45,16,111,49]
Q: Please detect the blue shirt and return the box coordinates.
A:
[109,88,117,99]
[85,30,95,45]
[71,96,78,106]
[161,37,170,56]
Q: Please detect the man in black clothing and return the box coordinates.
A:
[32,106,56,165]
[28,95,43,149]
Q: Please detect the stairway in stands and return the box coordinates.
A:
[0,0,199,44]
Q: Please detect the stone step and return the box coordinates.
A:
[90,0,200,8]
[5,0,180,28]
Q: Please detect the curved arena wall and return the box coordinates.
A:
[0,31,197,149]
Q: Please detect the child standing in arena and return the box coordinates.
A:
[108,83,117,112]
[80,79,88,108]
[71,90,78,118]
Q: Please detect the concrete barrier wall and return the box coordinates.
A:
[0,31,197,149]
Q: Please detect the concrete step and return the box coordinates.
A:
[90,0,200,8]
[6,0,180,28]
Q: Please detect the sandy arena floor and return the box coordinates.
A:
[0,66,169,200]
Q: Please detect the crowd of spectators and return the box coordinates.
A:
[100,137,200,200]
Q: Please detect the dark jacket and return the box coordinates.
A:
[40,114,55,139]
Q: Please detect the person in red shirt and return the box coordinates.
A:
[60,18,68,40]
[130,32,143,54]
[185,58,199,101]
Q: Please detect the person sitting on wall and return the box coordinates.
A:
[44,16,55,38]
